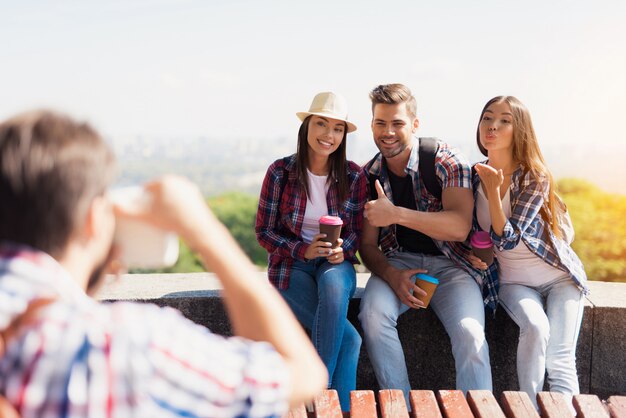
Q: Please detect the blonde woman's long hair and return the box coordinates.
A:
[476,96,564,238]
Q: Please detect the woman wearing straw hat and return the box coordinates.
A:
[255,92,368,410]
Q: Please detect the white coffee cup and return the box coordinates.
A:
[108,186,179,269]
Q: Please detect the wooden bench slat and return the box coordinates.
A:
[500,391,540,418]
[537,392,574,418]
[285,403,308,418]
[379,389,409,418]
[607,396,626,418]
[298,389,624,418]
[409,390,443,418]
[437,390,474,418]
[350,390,377,418]
[314,389,343,418]
[574,394,610,418]
[467,390,505,418]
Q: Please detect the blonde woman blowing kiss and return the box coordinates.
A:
[467,96,588,411]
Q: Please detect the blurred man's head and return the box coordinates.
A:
[0,110,117,289]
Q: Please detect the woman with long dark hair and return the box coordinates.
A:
[466,96,588,410]
[255,92,367,410]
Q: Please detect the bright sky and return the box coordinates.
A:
[2,0,625,191]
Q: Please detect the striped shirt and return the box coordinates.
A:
[0,244,289,418]
[255,154,368,289]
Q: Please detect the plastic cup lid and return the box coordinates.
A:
[319,215,343,226]
[414,273,439,285]
[471,231,493,248]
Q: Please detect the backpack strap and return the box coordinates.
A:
[418,137,442,200]
[367,153,381,201]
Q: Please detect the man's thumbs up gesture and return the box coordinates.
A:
[364,179,397,227]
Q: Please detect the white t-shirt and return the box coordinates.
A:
[476,184,567,287]
[301,170,330,243]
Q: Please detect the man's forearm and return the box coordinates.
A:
[395,207,470,242]
[487,193,506,236]
[360,243,394,283]
[191,212,327,405]
[193,215,301,343]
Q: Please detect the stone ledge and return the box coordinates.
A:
[97,273,626,398]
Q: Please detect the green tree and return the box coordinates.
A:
[131,191,266,274]
[559,178,626,282]
[208,192,266,266]
[137,179,626,282]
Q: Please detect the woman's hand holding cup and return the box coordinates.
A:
[326,238,344,264]
[470,231,494,266]
[304,233,333,260]
[467,253,489,271]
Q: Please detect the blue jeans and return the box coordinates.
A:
[279,259,361,411]
[358,252,492,405]
[499,277,584,409]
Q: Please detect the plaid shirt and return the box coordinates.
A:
[364,138,473,255]
[255,155,368,289]
[0,244,289,418]
[462,164,589,306]
[365,139,501,310]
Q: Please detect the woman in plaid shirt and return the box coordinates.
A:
[255,92,368,411]
[466,96,588,410]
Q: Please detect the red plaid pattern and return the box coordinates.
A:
[255,155,368,289]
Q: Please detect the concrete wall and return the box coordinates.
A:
[98,274,625,397]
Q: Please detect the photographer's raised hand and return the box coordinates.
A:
[116,175,327,408]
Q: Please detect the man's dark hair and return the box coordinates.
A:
[0,110,116,258]
[369,83,417,119]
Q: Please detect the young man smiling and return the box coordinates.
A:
[358,84,493,401]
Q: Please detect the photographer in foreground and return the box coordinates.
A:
[0,110,326,417]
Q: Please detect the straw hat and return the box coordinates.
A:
[296,92,357,133]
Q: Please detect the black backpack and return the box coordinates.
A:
[369,137,442,200]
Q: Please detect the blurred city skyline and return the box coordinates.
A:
[2,0,625,193]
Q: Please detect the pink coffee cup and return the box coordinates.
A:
[470,231,494,265]
[319,215,343,248]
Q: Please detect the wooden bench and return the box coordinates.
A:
[287,390,626,418]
